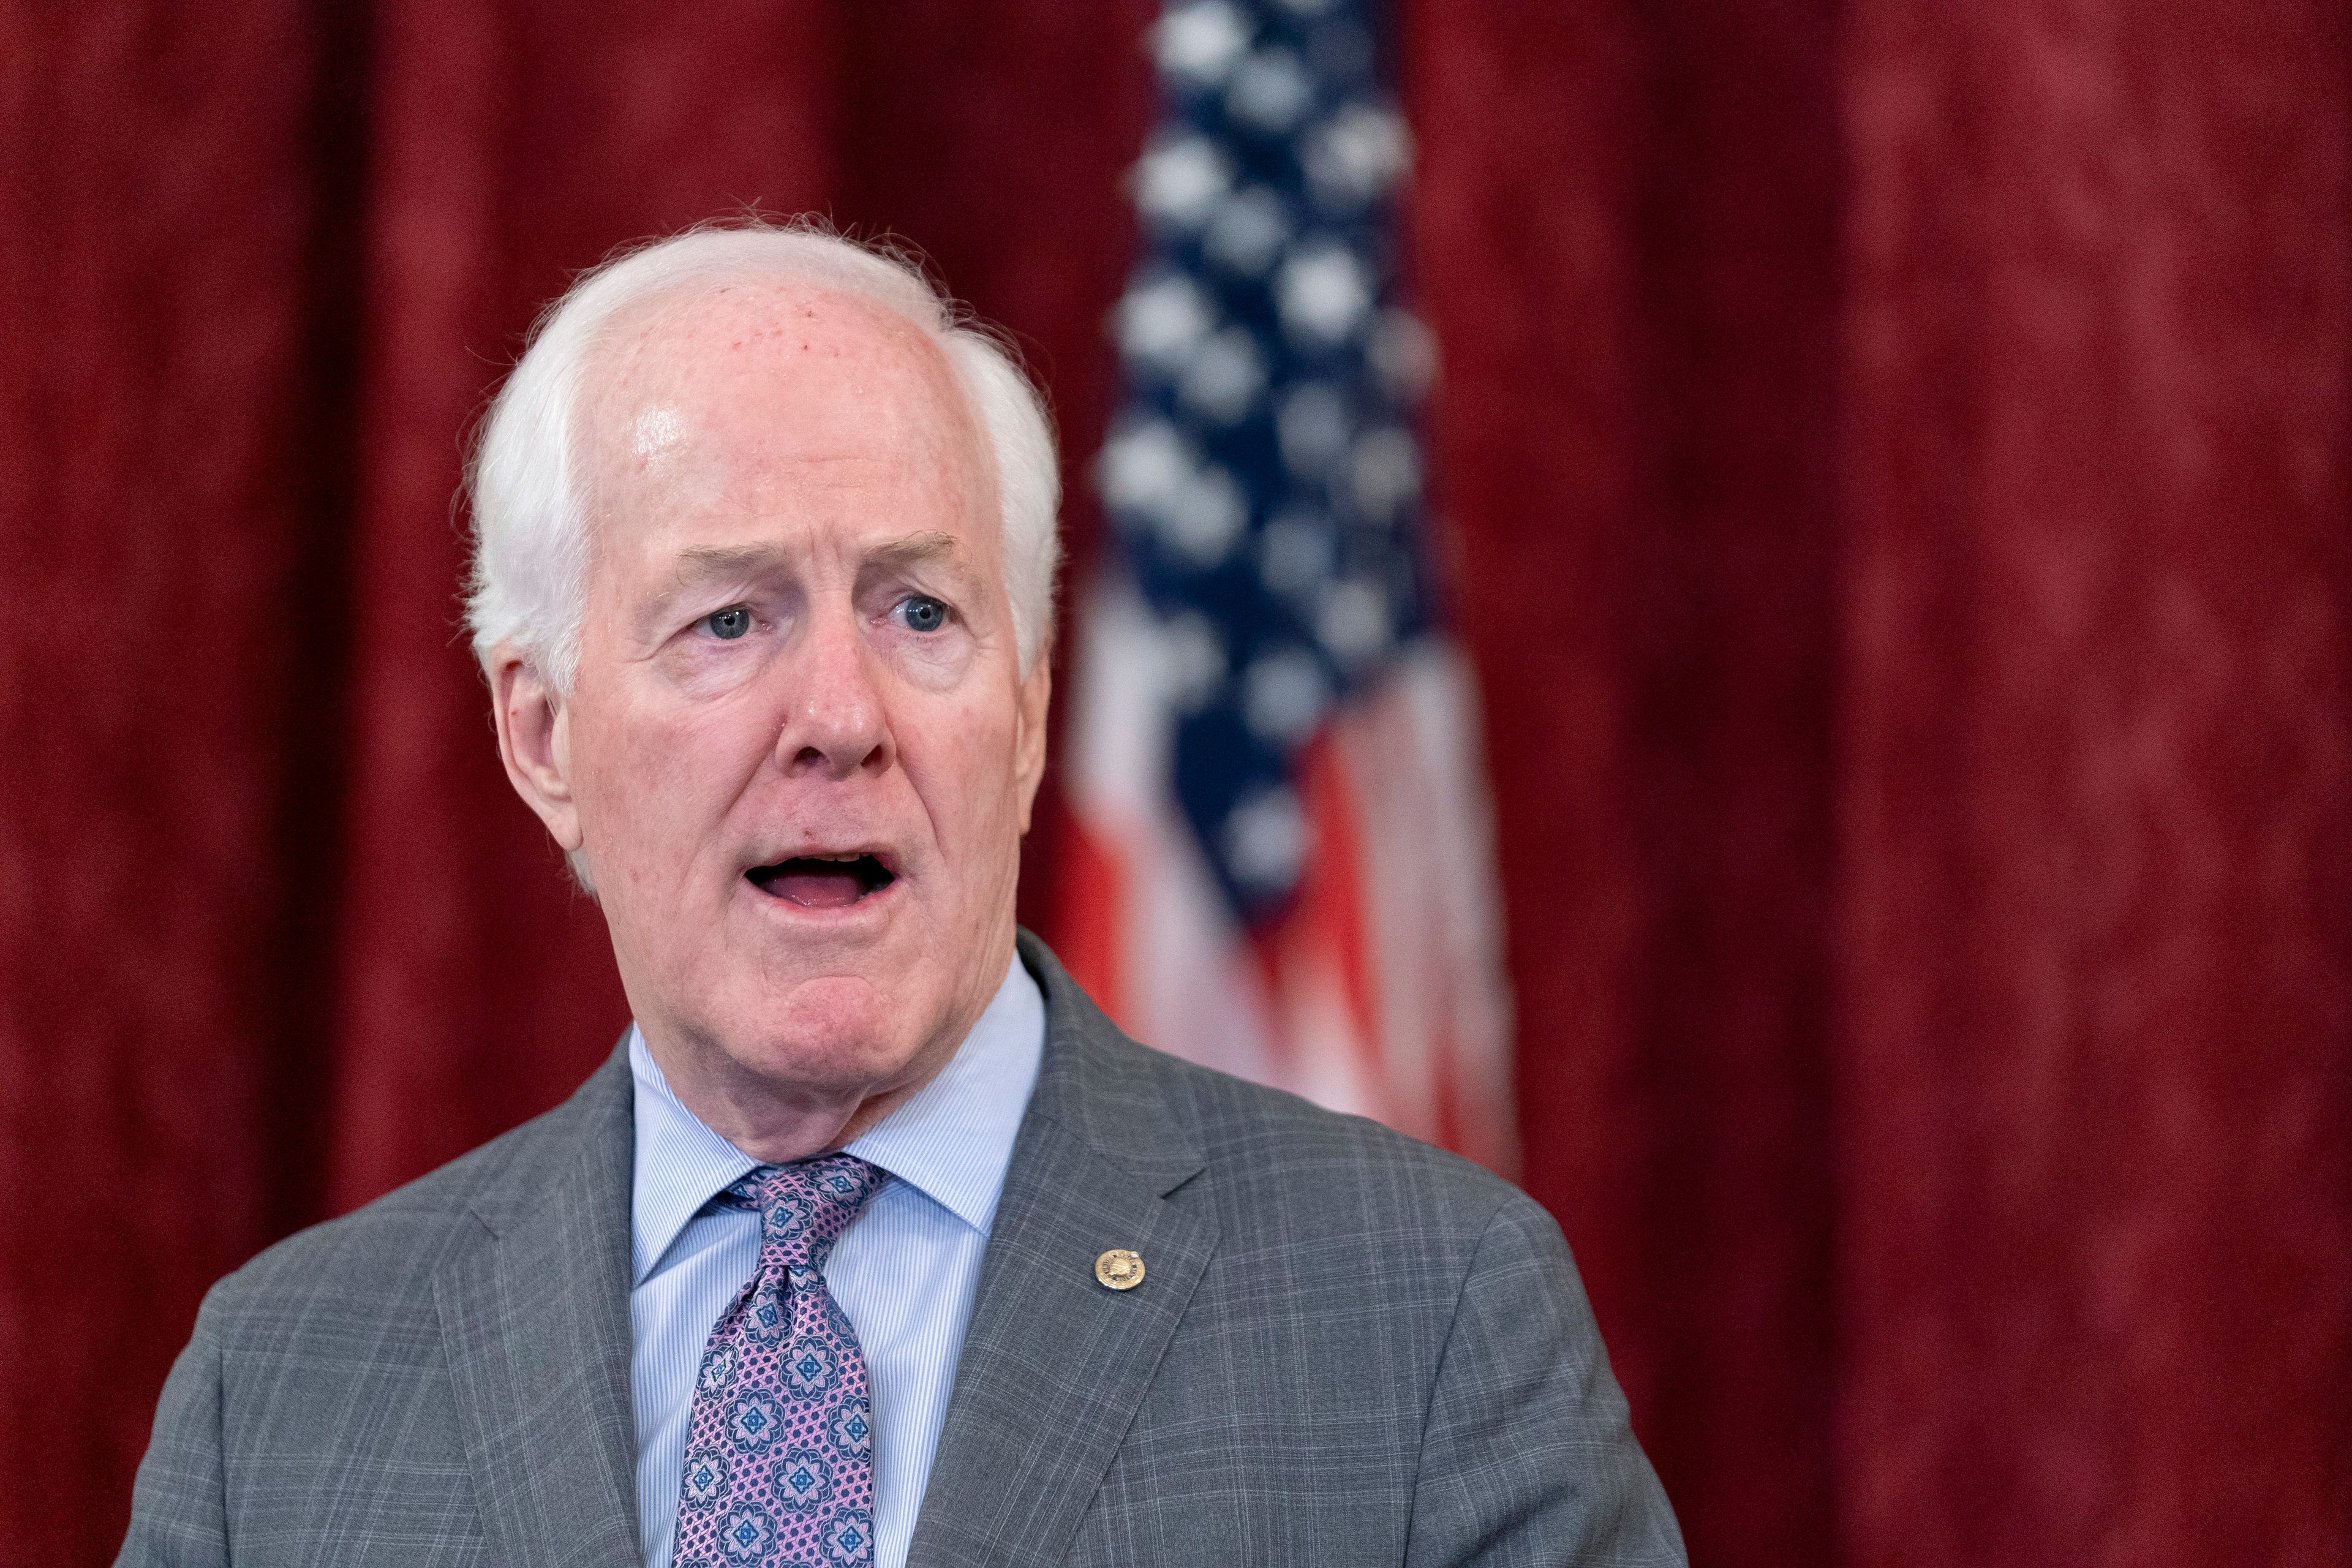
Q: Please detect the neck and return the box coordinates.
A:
[635,977,1006,1164]
[641,1039,946,1164]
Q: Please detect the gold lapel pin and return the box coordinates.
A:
[1095,1248,1146,1291]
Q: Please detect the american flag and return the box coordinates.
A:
[1052,0,1517,1172]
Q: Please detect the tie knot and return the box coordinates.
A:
[723,1153,884,1269]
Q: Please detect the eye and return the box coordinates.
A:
[894,595,950,634]
[704,605,752,640]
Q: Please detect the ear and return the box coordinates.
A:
[1011,645,1053,836]
[488,644,585,855]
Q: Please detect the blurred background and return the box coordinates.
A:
[4,1,2348,1564]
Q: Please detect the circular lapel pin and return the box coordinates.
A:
[1095,1248,1146,1291]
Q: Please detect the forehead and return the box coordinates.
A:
[578,279,994,543]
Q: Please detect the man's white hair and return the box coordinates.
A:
[464,220,1061,689]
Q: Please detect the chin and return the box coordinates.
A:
[728,974,929,1092]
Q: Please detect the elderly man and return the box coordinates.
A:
[118,224,1683,1568]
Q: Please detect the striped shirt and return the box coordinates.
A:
[627,956,1046,1568]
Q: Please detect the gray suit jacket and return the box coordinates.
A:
[119,933,1684,1566]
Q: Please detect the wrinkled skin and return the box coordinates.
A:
[488,281,1050,1161]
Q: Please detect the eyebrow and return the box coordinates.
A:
[668,543,789,581]
[651,532,973,608]
[644,543,791,619]
[666,532,963,577]
[864,530,965,573]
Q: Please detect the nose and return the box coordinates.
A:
[774,605,893,780]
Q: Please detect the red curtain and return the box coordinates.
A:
[4,3,2345,1564]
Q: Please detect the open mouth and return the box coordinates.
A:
[746,854,896,910]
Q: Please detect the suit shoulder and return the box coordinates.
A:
[202,1074,605,1327]
[1120,1033,1536,1241]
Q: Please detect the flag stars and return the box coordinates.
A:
[1159,461,1249,565]
[1096,418,1248,568]
[1134,134,1234,232]
[1105,0,1434,922]
[1276,244,1374,345]
[1115,274,1218,375]
[1303,102,1412,210]
[1316,579,1393,669]
[1276,382,1354,478]
[1152,0,1254,89]
[1156,611,1230,712]
[1226,47,1315,134]
[1259,510,1335,598]
[1178,327,1268,424]
[1099,417,1192,518]
[1224,785,1312,895]
[1242,646,1330,744]
[1367,309,1438,404]
[1348,427,1422,523]
[1202,186,1294,277]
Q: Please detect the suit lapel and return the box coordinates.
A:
[908,937,1221,1568]
[438,1045,643,1568]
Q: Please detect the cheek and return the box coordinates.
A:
[902,692,1027,851]
[575,699,761,876]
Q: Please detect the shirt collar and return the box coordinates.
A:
[630,952,1046,1285]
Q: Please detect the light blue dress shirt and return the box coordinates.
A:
[627,955,1045,1568]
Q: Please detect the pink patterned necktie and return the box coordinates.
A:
[671,1153,886,1568]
